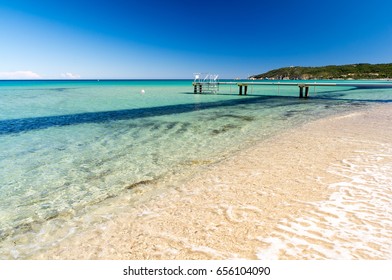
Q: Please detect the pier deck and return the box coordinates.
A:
[192,81,392,98]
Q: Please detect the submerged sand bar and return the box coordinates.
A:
[36,104,392,259]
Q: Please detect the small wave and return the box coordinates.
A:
[257,143,392,259]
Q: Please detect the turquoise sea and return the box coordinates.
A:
[1,79,392,259]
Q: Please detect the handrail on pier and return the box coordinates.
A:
[193,73,219,93]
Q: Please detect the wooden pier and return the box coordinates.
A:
[193,81,392,98]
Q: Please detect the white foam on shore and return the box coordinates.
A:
[257,142,392,259]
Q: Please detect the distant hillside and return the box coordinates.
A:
[251,63,392,80]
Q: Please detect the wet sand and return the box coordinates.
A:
[35,104,392,259]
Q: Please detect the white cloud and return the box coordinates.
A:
[0,71,41,79]
[61,72,81,79]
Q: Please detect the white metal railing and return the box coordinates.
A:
[193,73,219,93]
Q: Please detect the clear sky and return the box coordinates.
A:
[1,0,392,79]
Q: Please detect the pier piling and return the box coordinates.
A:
[238,84,248,95]
[298,85,310,98]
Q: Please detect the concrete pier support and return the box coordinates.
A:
[299,86,304,98]
[305,86,309,98]
[238,84,248,95]
[299,84,310,98]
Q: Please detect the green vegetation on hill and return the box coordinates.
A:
[251,63,392,80]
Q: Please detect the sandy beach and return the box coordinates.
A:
[34,104,392,260]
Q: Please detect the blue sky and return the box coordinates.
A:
[0,0,392,79]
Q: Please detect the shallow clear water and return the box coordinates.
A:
[1,79,391,258]
[257,142,392,259]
